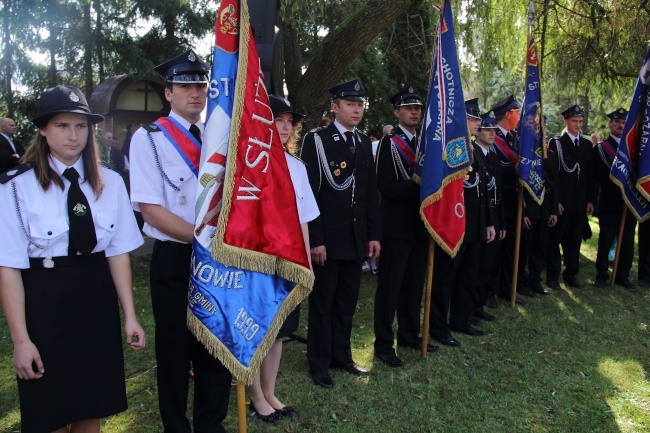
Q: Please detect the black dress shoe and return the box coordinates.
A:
[475,309,497,322]
[518,286,536,297]
[276,405,296,420]
[530,281,549,295]
[376,352,404,367]
[433,335,461,347]
[564,277,584,288]
[638,278,650,287]
[470,316,482,326]
[594,276,609,287]
[249,402,282,424]
[338,362,369,376]
[312,372,334,389]
[547,280,561,290]
[452,326,485,336]
[501,295,526,305]
[615,276,634,289]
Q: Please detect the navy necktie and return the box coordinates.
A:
[189,124,202,144]
[63,168,97,256]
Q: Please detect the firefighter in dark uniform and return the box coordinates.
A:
[373,86,436,368]
[429,100,494,347]
[517,115,558,295]
[546,105,597,289]
[593,108,636,288]
[474,110,505,320]
[300,79,382,388]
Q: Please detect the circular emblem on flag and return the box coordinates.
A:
[445,137,470,168]
[188,51,196,62]
[73,203,87,216]
[69,92,80,102]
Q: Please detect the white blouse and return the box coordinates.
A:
[285,152,319,224]
[0,156,143,269]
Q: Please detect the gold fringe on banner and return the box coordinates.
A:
[187,281,311,385]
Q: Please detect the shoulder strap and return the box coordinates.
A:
[0,162,34,184]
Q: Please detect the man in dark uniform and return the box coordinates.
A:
[300,79,382,388]
[517,115,558,295]
[373,86,436,368]
[129,50,232,433]
[429,100,494,347]
[546,105,597,289]
[593,108,636,288]
[488,95,533,302]
[639,221,650,286]
[0,117,23,174]
[474,111,505,319]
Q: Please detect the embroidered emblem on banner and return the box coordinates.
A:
[220,4,238,35]
[444,137,470,168]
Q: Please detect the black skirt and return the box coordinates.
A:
[277,305,300,339]
[18,253,127,432]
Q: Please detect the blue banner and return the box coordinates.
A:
[517,35,545,205]
[610,48,650,222]
[415,0,472,257]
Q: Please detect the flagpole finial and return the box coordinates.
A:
[527,1,535,26]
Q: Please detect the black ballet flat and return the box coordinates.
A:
[249,401,282,424]
[277,405,296,420]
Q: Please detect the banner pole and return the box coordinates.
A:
[237,381,247,433]
[421,237,435,358]
[610,206,628,288]
[511,187,524,307]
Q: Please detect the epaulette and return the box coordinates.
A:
[142,123,161,133]
[309,126,327,134]
[286,152,306,165]
[357,129,368,137]
[0,162,35,184]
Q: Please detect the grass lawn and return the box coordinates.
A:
[1,217,649,432]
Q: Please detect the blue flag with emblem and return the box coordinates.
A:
[517,35,545,205]
[610,47,650,222]
[189,0,312,385]
[414,0,472,258]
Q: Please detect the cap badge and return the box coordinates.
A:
[618,108,624,113]
[69,92,80,103]
[354,82,360,91]
[409,87,414,93]
[188,51,196,62]
[489,111,495,118]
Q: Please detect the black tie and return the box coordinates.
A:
[574,138,579,147]
[189,124,202,144]
[63,168,97,256]
[345,131,355,154]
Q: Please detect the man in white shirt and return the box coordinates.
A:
[129,49,231,433]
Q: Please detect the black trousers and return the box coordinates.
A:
[429,244,463,340]
[499,216,517,297]
[307,258,363,374]
[450,240,481,330]
[640,220,650,280]
[150,241,232,433]
[547,210,584,283]
[518,218,550,286]
[595,208,636,279]
[479,236,501,301]
[373,237,427,354]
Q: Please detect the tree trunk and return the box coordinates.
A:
[94,0,105,83]
[1,0,15,117]
[291,0,414,131]
[48,19,57,86]
[83,0,93,98]
[281,17,301,96]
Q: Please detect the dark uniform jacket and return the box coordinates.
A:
[465,144,492,243]
[593,136,623,212]
[522,168,559,221]
[375,125,426,240]
[492,128,519,218]
[547,133,597,212]
[0,134,22,174]
[300,122,382,260]
[475,143,506,232]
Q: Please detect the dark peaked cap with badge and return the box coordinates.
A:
[329,79,366,102]
[489,94,519,117]
[390,86,423,107]
[608,108,628,119]
[269,94,305,122]
[561,104,585,118]
[32,85,104,127]
[480,111,499,129]
[154,49,209,84]
[465,98,482,119]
